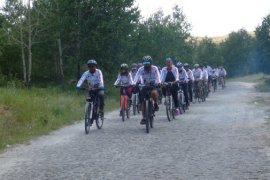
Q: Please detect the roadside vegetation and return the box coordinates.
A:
[0,84,118,150]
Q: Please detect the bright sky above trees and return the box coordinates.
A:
[135,0,270,36]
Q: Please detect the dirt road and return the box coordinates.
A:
[0,82,270,179]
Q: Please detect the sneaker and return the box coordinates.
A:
[175,108,180,116]
[154,103,159,111]
[140,119,146,125]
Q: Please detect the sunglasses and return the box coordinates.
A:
[88,65,96,68]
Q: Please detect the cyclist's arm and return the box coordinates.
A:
[174,67,179,82]
[133,67,142,84]
[155,66,161,84]
[97,69,104,88]
[128,73,134,85]
[76,71,87,88]
[114,74,121,86]
[160,68,166,83]
[190,71,194,81]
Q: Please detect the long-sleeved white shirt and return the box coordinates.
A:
[178,69,188,82]
[134,66,161,85]
[206,65,213,76]
[186,69,194,81]
[192,68,203,80]
[219,68,227,76]
[76,69,104,88]
[202,68,208,81]
[160,66,179,83]
[114,73,134,86]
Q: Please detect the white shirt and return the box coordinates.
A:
[206,65,213,76]
[178,69,188,82]
[219,68,227,76]
[114,73,134,86]
[202,68,208,81]
[76,69,104,88]
[185,69,194,81]
[160,66,179,83]
[134,66,161,85]
[192,68,203,80]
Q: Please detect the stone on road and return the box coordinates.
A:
[1,82,270,179]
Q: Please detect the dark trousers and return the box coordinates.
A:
[162,84,179,108]
[187,81,193,102]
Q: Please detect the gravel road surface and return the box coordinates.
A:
[1,82,270,180]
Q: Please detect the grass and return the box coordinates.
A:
[229,73,267,83]
[0,86,118,150]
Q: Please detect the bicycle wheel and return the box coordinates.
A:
[95,100,104,129]
[126,100,130,119]
[145,101,150,133]
[85,103,92,134]
[149,101,154,128]
[182,93,186,113]
[171,96,175,119]
[121,97,125,122]
[165,95,172,121]
[132,94,137,115]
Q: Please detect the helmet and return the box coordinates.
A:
[131,63,138,69]
[120,63,128,70]
[176,62,183,68]
[87,59,97,66]
[184,63,189,67]
[165,57,173,62]
[137,63,143,67]
[194,64,199,68]
[142,55,153,65]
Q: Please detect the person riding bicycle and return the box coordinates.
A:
[177,62,189,108]
[184,63,194,103]
[76,59,105,117]
[205,63,212,92]
[114,64,134,110]
[219,66,227,86]
[134,55,161,125]
[200,64,208,85]
[160,57,180,115]
[131,63,138,80]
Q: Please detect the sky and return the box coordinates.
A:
[135,0,270,37]
[0,0,269,37]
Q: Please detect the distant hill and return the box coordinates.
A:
[193,32,255,44]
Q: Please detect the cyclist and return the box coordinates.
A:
[201,64,208,86]
[205,63,212,92]
[192,64,203,99]
[134,55,161,125]
[184,63,194,103]
[160,57,180,115]
[114,64,134,111]
[130,63,138,80]
[219,66,227,85]
[177,62,189,108]
[76,59,105,117]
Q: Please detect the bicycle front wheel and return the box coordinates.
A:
[145,100,150,133]
[85,103,92,134]
[166,96,172,122]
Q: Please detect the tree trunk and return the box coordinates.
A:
[20,23,27,86]
[57,38,64,82]
[27,0,32,87]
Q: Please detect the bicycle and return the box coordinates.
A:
[163,82,177,121]
[138,83,155,133]
[193,79,202,104]
[178,81,186,114]
[84,87,104,134]
[220,76,225,90]
[132,91,140,115]
[201,80,207,102]
[212,75,218,92]
[115,85,131,122]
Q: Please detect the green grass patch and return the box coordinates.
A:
[0,87,118,150]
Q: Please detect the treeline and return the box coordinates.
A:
[0,0,269,87]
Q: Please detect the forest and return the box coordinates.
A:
[0,0,270,88]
